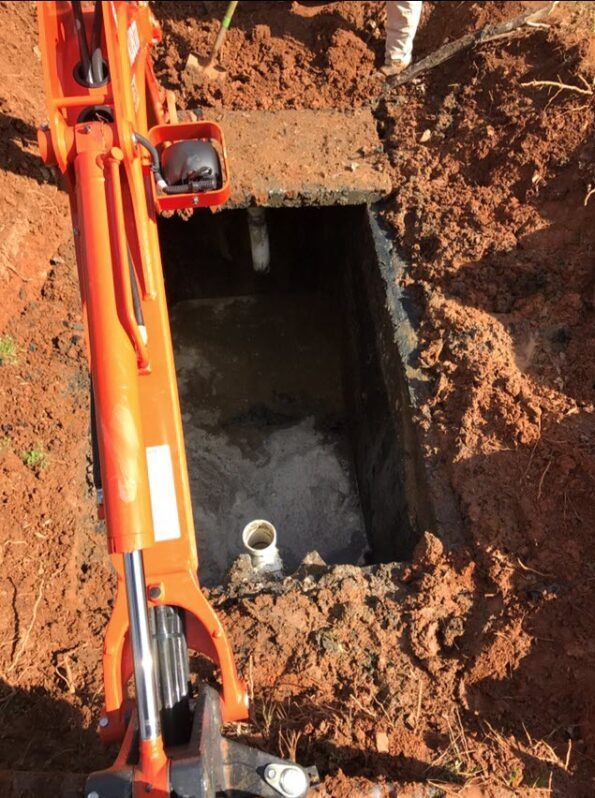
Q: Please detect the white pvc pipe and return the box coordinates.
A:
[247,206,270,274]
[242,519,282,574]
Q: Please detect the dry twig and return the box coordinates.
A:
[5,264,32,282]
[8,575,45,674]
[278,728,302,762]
[537,459,552,500]
[521,74,594,96]
[414,678,424,730]
[56,655,76,694]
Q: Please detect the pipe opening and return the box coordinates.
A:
[242,520,282,574]
[243,520,276,552]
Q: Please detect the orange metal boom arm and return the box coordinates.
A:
[37,2,247,794]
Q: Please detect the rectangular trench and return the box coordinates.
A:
[159,205,432,586]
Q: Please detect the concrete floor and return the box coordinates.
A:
[171,293,369,586]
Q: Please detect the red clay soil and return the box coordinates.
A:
[0,1,594,796]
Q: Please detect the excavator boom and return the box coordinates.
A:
[36,3,311,796]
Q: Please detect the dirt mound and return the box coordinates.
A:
[152,0,384,110]
[378,6,595,792]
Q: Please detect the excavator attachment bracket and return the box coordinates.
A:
[86,686,315,798]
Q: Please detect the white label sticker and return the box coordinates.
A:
[146,445,181,542]
[127,20,140,65]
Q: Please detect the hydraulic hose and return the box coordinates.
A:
[133,131,168,190]
[90,385,102,496]
[90,0,105,84]
[127,247,148,345]
[72,1,93,84]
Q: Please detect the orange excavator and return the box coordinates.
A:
[36,3,312,796]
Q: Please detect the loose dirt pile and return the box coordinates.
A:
[0,1,593,796]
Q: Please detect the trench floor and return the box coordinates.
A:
[171,293,369,585]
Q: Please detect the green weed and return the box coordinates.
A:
[21,444,47,469]
[0,335,17,364]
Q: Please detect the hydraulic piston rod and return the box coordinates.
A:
[124,550,161,742]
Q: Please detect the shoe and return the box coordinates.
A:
[380,59,410,78]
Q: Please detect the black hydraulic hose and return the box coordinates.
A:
[161,183,194,195]
[127,247,145,328]
[90,384,102,494]
[90,0,103,58]
[133,131,162,177]
[72,1,93,84]
[90,0,105,84]
[91,49,104,84]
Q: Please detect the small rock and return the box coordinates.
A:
[316,629,343,654]
[294,550,327,580]
[419,129,431,143]
[441,614,465,648]
[224,553,255,587]
[375,731,389,753]
[412,531,444,568]
[50,256,64,266]
[347,162,358,172]
[252,24,271,41]
[303,551,326,566]
[185,53,200,74]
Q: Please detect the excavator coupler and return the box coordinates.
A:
[86,685,313,798]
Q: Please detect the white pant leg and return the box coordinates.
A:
[385,1,422,65]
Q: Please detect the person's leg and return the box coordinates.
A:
[383,1,422,75]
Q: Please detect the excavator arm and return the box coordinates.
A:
[36,3,311,796]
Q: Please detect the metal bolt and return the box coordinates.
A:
[98,716,109,728]
[148,585,161,600]
[88,792,100,798]
[280,766,308,797]
[192,196,199,206]
[266,766,277,781]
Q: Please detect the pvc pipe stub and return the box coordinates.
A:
[242,520,281,572]
[242,519,276,554]
[247,206,270,273]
